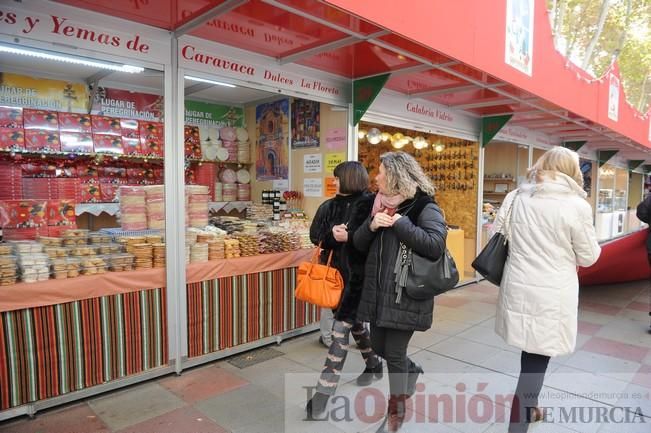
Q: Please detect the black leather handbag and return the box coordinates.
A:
[471,190,519,286]
[404,247,460,300]
[471,232,508,285]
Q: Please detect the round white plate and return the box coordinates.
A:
[236,127,249,142]
[216,148,229,161]
[204,146,218,161]
[236,169,250,184]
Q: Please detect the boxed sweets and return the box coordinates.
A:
[0,128,25,149]
[62,228,89,246]
[0,243,14,255]
[10,240,44,254]
[23,109,59,130]
[60,132,93,153]
[106,253,135,272]
[79,256,107,275]
[44,246,68,258]
[120,119,139,138]
[65,257,81,278]
[93,134,123,154]
[37,236,63,247]
[0,106,23,129]
[58,113,92,133]
[24,130,61,152]
[50,257,69,279]
[88,232,112,244]
[91,115,121,135]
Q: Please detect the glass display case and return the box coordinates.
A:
[597,165,616,213]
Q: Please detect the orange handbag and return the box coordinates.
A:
[295,246,344,308]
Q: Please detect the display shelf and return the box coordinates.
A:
[209,201,252,213]
[484,177,514,182]
[0,248,314,313]
[186,158,252,165]
[0,148,164,163]
[483,191,508,195]
[75,202,120,216]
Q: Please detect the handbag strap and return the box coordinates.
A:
[503,189,521,243]
[313,242,335,268]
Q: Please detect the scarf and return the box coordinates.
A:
[371,192,407,216]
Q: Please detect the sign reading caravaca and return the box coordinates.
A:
[179,38,349,104]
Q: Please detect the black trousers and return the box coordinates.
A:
[509,350,551,433]
[370,325,414,396]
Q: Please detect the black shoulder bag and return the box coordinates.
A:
[471,191,519,286]
[395,242,459,301]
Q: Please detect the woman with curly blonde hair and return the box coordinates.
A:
[354,151,448,433]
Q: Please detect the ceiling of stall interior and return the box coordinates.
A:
[44,0,651,164]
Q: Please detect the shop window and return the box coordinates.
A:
[0,55,167,288]
[357,121,478,282]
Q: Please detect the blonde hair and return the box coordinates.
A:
[528,146,583,187]
[379,151,435,198]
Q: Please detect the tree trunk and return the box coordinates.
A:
[553,0,566,47]
[612,0,633,61]
[582,0,611,70]
[637,75,649,112]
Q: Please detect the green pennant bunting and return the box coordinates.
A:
[643,164,651,174]
[628,160,645,171]
[597,150,619,167]
[563,141,587,152]
[481,115,513,147]
[353,74,390,126]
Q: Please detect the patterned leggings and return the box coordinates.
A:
[316,320,380,395]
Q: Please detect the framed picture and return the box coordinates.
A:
[494,183,508,193]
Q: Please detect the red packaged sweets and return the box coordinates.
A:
[0,128,24,149]
[91,115,121,135]
[93,134,123,154]
[122,137,142,155]
[58,113,92,133]
[46,200,76,226]
[0,106,23,129]
[120,119,139,138]
[0,200,47,227]
[80,183,101,203]
[23,109,59,130]
[60,132,93,153]
[25,129,61,152]
[139,121,163,139]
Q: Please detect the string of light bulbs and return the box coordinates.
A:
[358,127,446,152]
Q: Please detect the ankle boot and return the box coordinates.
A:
[375,394,406,433]
[305,391,329,420]
[356,361,383,386]
[406,362,424,397]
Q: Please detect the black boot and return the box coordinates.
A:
[356,361,383,386]
[305,391,329,420]
[375,394,406,433]
[406,361,424,397]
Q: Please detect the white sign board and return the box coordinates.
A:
[505,0,535,76]
[608,74,620,122]
[0,1,169,63]
[179,36,349,105]
[303,178,323,197]
[303,154,322,173]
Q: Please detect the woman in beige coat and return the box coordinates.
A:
[491,147,601,433]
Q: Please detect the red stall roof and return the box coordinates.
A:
[56,0,651,163]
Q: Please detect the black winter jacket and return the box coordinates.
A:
[353,191,447,331]
[637,194,651,254]
[309,192,374,322]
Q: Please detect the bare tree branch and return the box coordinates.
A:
[582,0,611,69]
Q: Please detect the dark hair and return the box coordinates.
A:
[333,161,369,195]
